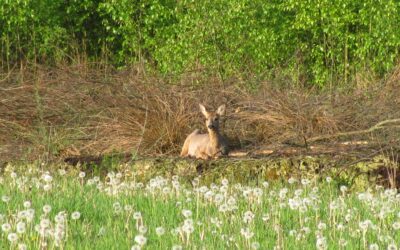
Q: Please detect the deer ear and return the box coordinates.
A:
[216,104,226,116]
[199,104,208,117]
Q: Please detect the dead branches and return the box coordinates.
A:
[307,119,400,143]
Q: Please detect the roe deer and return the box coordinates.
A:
[180,104,229,159]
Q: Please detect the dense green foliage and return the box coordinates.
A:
[1,0,400,85]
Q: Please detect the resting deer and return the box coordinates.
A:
[180,104,229,159]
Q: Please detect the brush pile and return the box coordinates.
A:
[1,64,399,161]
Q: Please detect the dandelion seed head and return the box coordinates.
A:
[392,221,400,230]
[214,194,224,204]
[199,186,208,193]
[43,204,52,214]
[71,211,81,220]
[43,184,52,191]
[134,235,147,246]
[26,209,35,222]
[301,227,311,235]
[138,225,147,234]
[359,220,372,232]
[155,226,165,236]
[318,222,327,230]
[192,177,200,187]
[288,177,297,184]
[124,205,133,212]
[2,223,11,232]
[42,173,53,183]
[2,195,10,203]
[339,239,347,247]
[162,187,171,194]
[182,222,194,234]
[279,188,288,199]
[23,201,31,208]
[219,203,228,212]
[113,202,122,213]
[301,178,310,186]
[294,189,303,197]
[182,209,192,218]
[54,213,66,224]
[16,221,26,234]
[7,232,18,243]
[240,227,254,239]
[18,243,27,250]
[251,242,260,249]
[58,169,66,176]
[227,197,236,206]
[243,211,255,224]
[369,243,379,250]
[337,223,345,231]
[40,218,50,229]
[262,214,270,222]
[253,188,263,198]
[133,212,142,220]
[288,198,300,210]
[97,226,106,236]
[316,236,327,250]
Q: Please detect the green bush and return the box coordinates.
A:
[1,0,399,86]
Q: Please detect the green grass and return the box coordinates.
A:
[0,164,399,250]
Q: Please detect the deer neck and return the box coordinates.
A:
[208,129,220,148]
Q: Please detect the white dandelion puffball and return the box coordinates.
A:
[369,243,379,250]
[71,211,81,220]
[58,169,66,176]
[182,209,192,218]
[138,225,148,234]
[8,233,18,243]
[392,221,400,230]
[134,235,147,246]
[16,221,26,234]
[18,243,27,250]
[23,201,31,208]
[156,227,165,236]
[2,223,11,232]
[133,212,142,220]
[43,204,52,214]
[2,195,10,203]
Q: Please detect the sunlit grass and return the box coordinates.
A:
[0,164,399,250]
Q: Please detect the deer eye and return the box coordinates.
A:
[214,117,219,121]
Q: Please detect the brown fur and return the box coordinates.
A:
[180,104,229,159]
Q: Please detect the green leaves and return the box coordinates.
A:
[1,0,399,86]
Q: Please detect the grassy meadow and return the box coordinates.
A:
[1,163,400,250]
